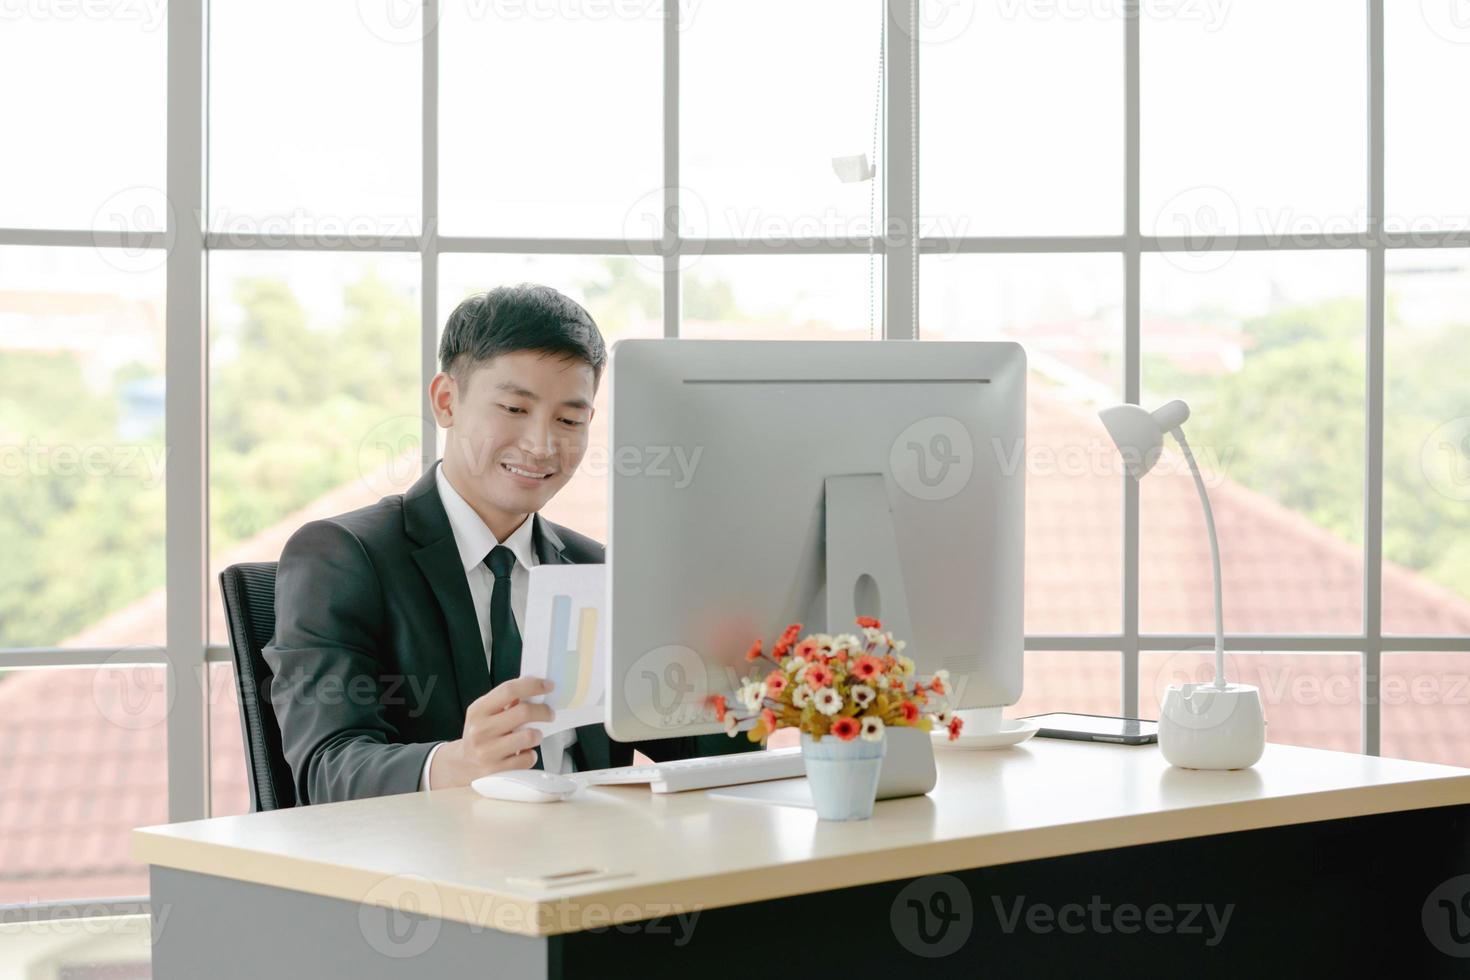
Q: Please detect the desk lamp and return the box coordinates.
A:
[1100,400,1266,769]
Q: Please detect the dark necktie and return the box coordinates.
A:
[485,545,540,770]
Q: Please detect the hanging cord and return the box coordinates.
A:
[867,22,882,339]
[908,0,918,338]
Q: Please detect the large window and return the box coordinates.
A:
[4,1,1469,938]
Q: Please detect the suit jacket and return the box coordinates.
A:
[264,464,756,805]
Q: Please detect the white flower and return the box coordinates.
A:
[792,685,812,709]
[895,654,916,678]
[793,662,808,683]
[782,656,802,674]
[813,632,834,650]
[738,680,762,711]
[813,687,843,716]
[860,716,885,741]
[861,626,883,645]
[833,633,861,654]
[892,639,907,654]
[723,713,740,736]
[875,672,891,689]
[850,684,876,709]
[932,709,953,726]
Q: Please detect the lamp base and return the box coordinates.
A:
[1158,682,1266,770]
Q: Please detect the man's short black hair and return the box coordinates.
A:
[439,283,606,388]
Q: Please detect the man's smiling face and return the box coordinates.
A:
[433,350,596,533]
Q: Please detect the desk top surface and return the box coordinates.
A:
[133,739,1470,936]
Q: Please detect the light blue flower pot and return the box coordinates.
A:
[801,731,886,821]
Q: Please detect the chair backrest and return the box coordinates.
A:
[218,562,296,810]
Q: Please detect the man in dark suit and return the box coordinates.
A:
[264,284,754,804]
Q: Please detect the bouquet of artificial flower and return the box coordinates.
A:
[707,616,964,744]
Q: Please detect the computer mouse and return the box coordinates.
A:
[471,770,580,803]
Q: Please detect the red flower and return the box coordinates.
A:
[745,640,763,662]
[899,701,920,723]
[764,671,789,696]
[707,694,728,722]
[761,707,779,734]
[831,717,860,741]
[850,655,884,681]
[805,663,834,689]
[930,675,947,696]
[794,637,818,659]
[855,615,882,629]
[947,715,964,740]
[782,623,803,642]
[773,640,793,659]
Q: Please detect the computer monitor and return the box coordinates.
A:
[604,339,1025,743]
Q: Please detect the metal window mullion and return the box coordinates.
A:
[421,0,441,476]
[1363,0,1386,756]
[1024,635,1453,653]
[662,0,680,338]
[23,634,1470,671]
[883,0,916,339]
[924,236,1126,254]
[438,236,661,255]
[0,229,168,249]
[0,648,171,668]
[14,632,1466,674]
[858,230,1470,255]
[202,232,420,252]
[164,0,209,824]
[1121,0,1141,719]
[0,899,152,924]
[190,229,1470,256]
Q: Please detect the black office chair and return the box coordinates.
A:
[218,562,296,811]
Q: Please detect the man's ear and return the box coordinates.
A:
[428,371,456,428]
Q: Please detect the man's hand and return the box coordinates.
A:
[428,677,556,789]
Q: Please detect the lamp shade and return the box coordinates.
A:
[1099,400,1191,479]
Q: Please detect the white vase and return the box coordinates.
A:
[800,731,886,820]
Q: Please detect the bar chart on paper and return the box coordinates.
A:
[521,564,608,734]
[547,594,597,710]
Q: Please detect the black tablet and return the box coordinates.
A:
[1022,712,1158,745]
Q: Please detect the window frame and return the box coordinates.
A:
[3,0,1469,920]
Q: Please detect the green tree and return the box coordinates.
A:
[1145,293,1470,603]
[0,351,166,648]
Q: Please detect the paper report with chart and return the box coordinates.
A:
[519,563,608,735]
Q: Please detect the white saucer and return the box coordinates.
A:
[932,716,1039,750]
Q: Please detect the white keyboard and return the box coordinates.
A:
[573,747,806,794]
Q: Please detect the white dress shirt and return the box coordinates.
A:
[420,462,578,789]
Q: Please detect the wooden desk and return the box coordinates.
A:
[134,739,1470,977]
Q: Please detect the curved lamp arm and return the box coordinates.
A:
[1170,428,1226,689]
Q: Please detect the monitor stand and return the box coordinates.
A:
[824,474,1005,737]
[823,473,917,649]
